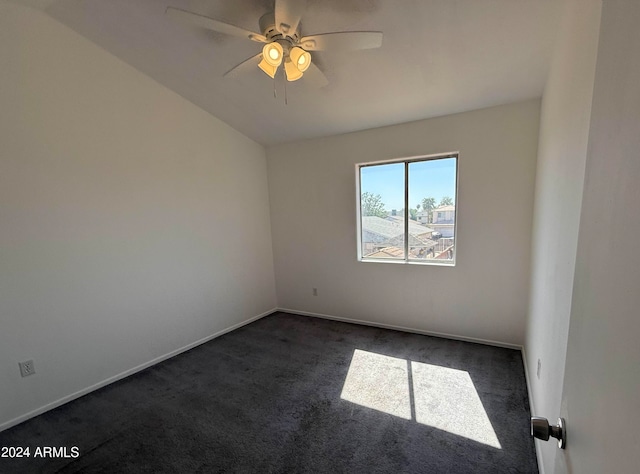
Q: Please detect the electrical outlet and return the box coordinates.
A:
[19,360,35,378]
[312,288,318,296]
[537,359,542,379]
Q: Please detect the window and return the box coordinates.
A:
[356,153,458,265]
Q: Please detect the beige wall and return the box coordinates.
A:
[267,100,540,346]
[524,0,602,472]
[0,2,276,429]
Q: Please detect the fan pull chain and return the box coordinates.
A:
[273,76,277,98]
[284,76,288,105]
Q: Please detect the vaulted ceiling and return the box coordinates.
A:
[17,0,561,145]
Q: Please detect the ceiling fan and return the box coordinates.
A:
[166,0,383,87]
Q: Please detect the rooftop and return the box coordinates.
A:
[362,216,434,240]
[434,205,456,212]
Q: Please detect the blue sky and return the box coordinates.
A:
[360,158,457,211]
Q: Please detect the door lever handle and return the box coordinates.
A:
[531,417,566,449]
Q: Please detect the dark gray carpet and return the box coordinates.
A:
[0,312,538,473]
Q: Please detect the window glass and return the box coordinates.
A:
[360,163,405,259]
[358,155,457,265]
[408,158,457,263]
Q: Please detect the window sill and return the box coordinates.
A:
[358,258,455,267]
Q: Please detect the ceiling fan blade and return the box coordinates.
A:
[166,7,267,43]
[274,0,306,36]
[303,62,329,88]
[223,53,263,78]
[300,31,383,51]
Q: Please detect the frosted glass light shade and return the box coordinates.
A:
[284,59,303,81]
[258,57,277,78]
[289,47,311,73]
[262,42,283,67]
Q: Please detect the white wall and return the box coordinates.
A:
[267,100,540,346]
[524,0,602,472]
[558,0,640,472]
[0,2,276,430]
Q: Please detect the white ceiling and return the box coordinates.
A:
[19,0,561,146]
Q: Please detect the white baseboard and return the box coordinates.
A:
[277,307,522,350]
[521,345,545,474]
[0,308,278,433]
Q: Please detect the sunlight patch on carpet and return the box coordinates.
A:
[340,349,411,419]
[411,361,501,448]
[340,349,501,449]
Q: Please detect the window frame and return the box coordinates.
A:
[355,152,459,266]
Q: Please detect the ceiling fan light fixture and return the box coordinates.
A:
[167,3,384,90]
[258,57,277,78]
[289,47,311,73]
[284,59,303,81]
[262,42,283,67]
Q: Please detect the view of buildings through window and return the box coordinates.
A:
[358,155,457,264]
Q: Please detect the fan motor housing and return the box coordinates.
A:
[259,12,300,44]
